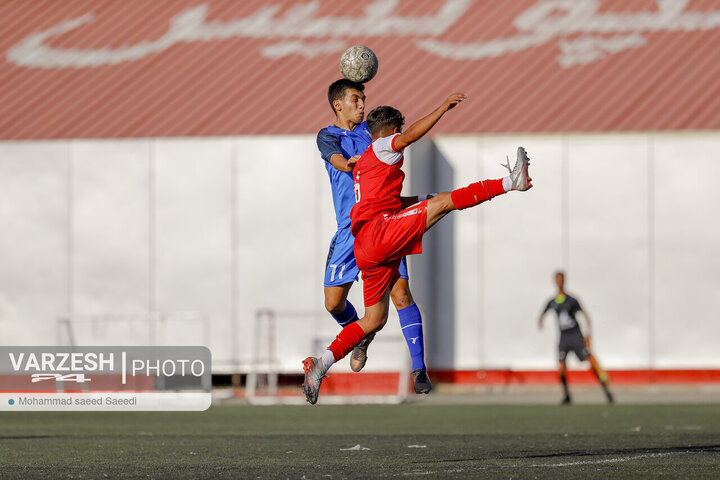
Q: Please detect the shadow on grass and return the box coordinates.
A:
[430,444,720,463]
[0,436,55,440]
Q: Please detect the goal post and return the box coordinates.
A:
[246,308,412,405]
[56,311,210,347]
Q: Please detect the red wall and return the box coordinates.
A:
[2,0,720,139]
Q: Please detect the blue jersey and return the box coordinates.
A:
[316,122,371,229]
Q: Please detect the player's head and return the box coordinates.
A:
[554,270,565,291]
[367,105,405,139]
[328,79,365,124]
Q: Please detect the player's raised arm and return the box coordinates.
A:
[317,128,361,172]
[393,93,466,151]
[538,301,552,329]
[329,154,360,172]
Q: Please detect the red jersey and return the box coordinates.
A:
[350,134,406,237]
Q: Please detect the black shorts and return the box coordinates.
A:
[558,328,589,362]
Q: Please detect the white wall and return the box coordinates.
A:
[433,133,720,370]
[0,133,718,372]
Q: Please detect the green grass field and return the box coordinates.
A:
[1,403,719,479]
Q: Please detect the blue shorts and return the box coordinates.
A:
[324,227,409,287]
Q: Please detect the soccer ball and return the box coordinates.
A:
[339,45,378,83]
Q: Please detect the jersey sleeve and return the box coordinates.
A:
[316,129,343,163]
[373,134,403,165]
[570,296,583,313]
[542,299,553,314]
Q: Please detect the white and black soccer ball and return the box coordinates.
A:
[339,45,378,83]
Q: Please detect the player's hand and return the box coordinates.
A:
[442,93,466,112]
[584,336,591,349]
[347,155,360,169]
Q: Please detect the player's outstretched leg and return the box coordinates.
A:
[588,354,614,404]
[425,146,532,231]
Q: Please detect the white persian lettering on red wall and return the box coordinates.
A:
[2,0,719,138]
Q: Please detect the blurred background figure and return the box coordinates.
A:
[539,271,614,405]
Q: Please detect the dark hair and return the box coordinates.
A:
[366,106,405,135]
[328,79,365,113]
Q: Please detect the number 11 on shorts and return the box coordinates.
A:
[329,263,346,282]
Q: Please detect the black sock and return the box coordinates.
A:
[561,373,570,399]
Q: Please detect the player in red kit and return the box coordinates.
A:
[303,93,533,404]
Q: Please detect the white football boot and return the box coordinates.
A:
[502,146,532,191]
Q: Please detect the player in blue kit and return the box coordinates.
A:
[316,79,431,393]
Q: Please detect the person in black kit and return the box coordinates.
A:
[538,271,614,405]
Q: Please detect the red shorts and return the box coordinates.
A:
[353,201,428,306]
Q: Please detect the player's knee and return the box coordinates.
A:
[324,298,345,316]
[365,312,389,333]
[390,287,414,309]
[373,316,389,332]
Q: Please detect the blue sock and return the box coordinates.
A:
[331,301,359,327]
[398,303,426,371]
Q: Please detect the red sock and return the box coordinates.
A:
[328,322,366,361]
[450,179,506,210]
